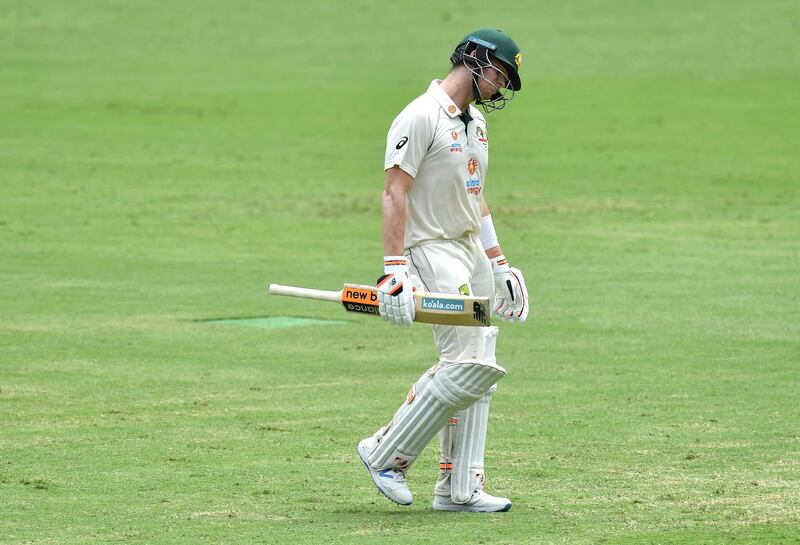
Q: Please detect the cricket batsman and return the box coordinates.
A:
[357,29,530,512]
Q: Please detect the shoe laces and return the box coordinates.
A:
[378,467,407,483]
[392,470,407,484]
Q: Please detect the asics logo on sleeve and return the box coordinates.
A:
[395,136,409,150]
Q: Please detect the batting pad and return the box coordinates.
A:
[437,327,500,502]
[439,384,495,502]
[368,359,507,471]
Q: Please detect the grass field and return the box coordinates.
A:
[1,1,799,543]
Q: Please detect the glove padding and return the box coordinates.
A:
[377,256,415,327]
[490,255,530,322]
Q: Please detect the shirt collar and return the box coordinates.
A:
[427,80,462,118]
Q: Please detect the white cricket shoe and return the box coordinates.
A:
[357,437,413,506]
[432,490,512,512]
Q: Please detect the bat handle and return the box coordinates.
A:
[268,284,341,303]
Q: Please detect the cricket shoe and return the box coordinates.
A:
[357,437,412,506]
[432,490,512,512]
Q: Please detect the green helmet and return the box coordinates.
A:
[452,29,522,91]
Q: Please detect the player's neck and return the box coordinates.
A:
[439,69,473,113]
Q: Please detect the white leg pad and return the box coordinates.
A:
[367,359,507,471]
[445,386,494,503]
[437,326,500,503]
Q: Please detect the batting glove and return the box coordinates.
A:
[377,256,415,327]
[490,255,530,322]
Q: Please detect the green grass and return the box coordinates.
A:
[1,1,799,543]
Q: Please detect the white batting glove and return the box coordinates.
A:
[490,255,530,322]
[377,256,415,327]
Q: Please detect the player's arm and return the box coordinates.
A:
[480,199,531,322]
[377,166,415,326]
[481,199,503,259]
[379,107,430,327]
[382,166,413,255]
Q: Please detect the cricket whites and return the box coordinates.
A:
[268,283,490,327]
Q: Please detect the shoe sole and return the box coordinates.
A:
[357,441,412,506]
[432,501,512,513]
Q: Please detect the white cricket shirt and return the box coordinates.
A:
[384,80,490,249]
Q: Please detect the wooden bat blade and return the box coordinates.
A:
[411,291,491,327]
[341,284,490,327]
[269,283,490,327]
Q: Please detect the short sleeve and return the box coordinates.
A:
[384,106,433,179]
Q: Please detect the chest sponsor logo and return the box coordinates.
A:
[465,178,482,196]
[466,157,481,195]
[421,297,465,312]
[395,136,409,150]
[449,130,463,152]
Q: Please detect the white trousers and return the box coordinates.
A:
[366,236,501,487]
[406,236,494,363]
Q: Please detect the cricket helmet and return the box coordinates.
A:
[450,29,522,112]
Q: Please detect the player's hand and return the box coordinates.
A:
[490,255,530,322]
[377,256,415,327]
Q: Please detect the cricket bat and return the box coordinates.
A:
[268,283,490,327]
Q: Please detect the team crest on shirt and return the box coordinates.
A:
[476,126,488,149]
